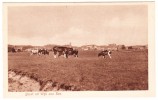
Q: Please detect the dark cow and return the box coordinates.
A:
[65,48,78,58]
[98,50,112,59]
[39,49,49,55]
[17,49,22,52]
[8,47,16,52]
[11,48,16,53]
[53,46,78,58]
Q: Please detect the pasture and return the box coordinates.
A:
[8,50,148,91]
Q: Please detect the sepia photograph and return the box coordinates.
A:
[3,1,155,97]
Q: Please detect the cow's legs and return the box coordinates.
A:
[64,54,67,58]
[103,56,105,58]
[58,52,62,58]
[37,52,40,56]
[54,55,57,58]
[66,54,68,58]
[64,51,68,58]
[75,54,78,57]
[108,51,112,59]
[74,52,78,57]
[108,54,111,59]
[53,51,57,58]
[63,53,68,58]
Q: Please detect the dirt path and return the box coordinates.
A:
[8,70,78,91]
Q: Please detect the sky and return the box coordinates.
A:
[8,4,148,46]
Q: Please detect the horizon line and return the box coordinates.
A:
[8,43,148,47]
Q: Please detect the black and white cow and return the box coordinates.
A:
[53,46,78,58]
[98,50,112,59]
[30,48,49,56]
[39,49,49,55]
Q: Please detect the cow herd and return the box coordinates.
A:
[30,49,49,56]
[9,46,112,59]
[53,46,78,58]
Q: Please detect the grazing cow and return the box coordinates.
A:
[30,49,40,56]
[17,48,22,52]
[39,49,49,55]
[98,50,112,59]
[11,48,16,53]
[65,48,78,58]
[53,46,78,58]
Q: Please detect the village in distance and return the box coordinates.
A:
[8,43,148,52]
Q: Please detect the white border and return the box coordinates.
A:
[2,0,155,3]
[1,0,157,100]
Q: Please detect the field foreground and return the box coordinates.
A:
[8,50,148,91]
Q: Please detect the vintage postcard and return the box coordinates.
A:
[3,2,155,98]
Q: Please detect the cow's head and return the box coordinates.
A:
[109,51,112,54]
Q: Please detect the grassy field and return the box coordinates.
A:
[8,50,148,91]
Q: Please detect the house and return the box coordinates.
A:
[132,45,146,50]
[125,45,147,50]
[107,44,118,50]
[81,45,98,50]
